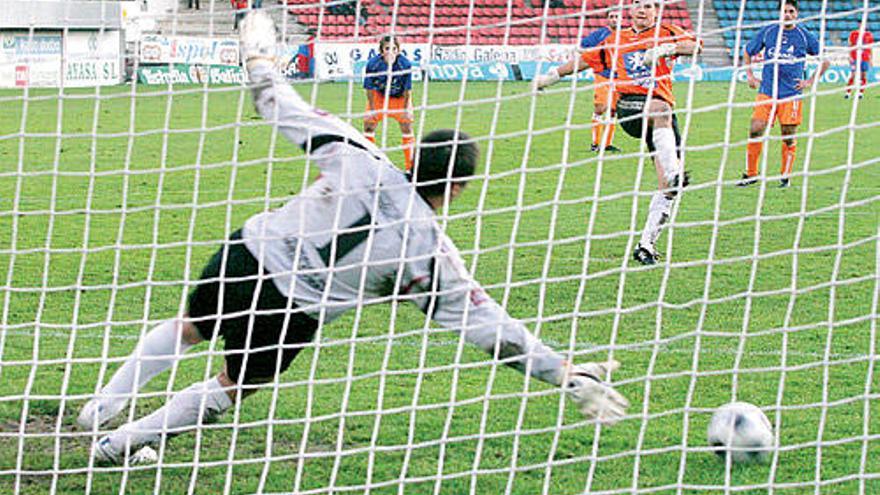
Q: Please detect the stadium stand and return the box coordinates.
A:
[287,0,693,45]
[714,0,880,53]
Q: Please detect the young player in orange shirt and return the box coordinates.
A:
[846,21,874,99]
[533,0,700,265]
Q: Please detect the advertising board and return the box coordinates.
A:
[137,63,245,85]
[139,34,239,66]
[63,30,122,87]
[0,31,62,87]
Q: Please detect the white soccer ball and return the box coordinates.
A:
[707,402,774,463]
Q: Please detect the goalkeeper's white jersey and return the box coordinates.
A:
[242,65,565,386]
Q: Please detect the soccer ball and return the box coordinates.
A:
[707,402,774,463]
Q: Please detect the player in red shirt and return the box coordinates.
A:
[533,0,701,265]
[847,22,874,99]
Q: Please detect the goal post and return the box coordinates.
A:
[0,0,878,494]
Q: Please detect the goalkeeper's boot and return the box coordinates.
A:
[590,144,600,152]
[77,396,129,430]
[778,178,790,189]
[92,436,158,467]
[604,145,622,153]
[736,173,758,187]
[239,10,277,69]
[633,243,660,265]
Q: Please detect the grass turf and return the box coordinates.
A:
[0,80,877,494]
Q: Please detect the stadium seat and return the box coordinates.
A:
[351,1,698,45]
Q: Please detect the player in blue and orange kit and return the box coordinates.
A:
[737,0,829,188]
[846,21,874,99]
[363,35,415,170]
[580,8,623,153]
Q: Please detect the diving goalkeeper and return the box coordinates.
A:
[79,11,629,466]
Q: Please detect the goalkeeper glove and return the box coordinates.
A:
[240,11,278,69]
[532,68,561,91]
[561,360,629,425]
[642,43,678,66]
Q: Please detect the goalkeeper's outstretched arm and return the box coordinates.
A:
[241,12,377,162]
[406,234,630,424]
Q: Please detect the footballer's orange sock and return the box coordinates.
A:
[592,115,602,146]
[402,134,415,171]
[604,120,616,148]
[781,141,797,177]
[746,140,763,177]
[364,132,376,144]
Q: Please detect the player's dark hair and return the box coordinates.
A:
[413,129,478,199]
[379,35,400,52]
[780,0,797,10]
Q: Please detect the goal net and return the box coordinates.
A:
[1,0,878,493]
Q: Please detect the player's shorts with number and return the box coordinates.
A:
[365,91,411,124]
[752,93,802,126]
[593,74,619,110]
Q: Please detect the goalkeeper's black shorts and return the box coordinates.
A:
[616,94,682,157]
[188,229,319,384]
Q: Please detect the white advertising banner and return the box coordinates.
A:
[63,31,122,87]
[314,42,578,80]
[429,44,577,64]
[0,31,63,87]
[315,42,428,80]
[139,34,240,66]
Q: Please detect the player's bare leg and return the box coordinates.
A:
[634,99,686,265]
[737,118,768,187]
[77,319,203,430]
[779,124,798,188]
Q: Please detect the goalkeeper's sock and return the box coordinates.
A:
[364,132,376,144]
[747,140,763,177]
[781,141,797,177]
[102,320,193,400]
[107,377,233,454]
[402,134,415,171]
[639,191,674,249]
[652,127,681,185]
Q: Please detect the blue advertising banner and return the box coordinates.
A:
[353,59,513,81]
[350,59,879,83]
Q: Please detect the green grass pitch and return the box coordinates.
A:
[0,80,877,494]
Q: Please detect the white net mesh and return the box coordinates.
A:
[0,0,878,494]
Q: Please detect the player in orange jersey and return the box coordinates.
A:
[846,20,874,99]
[533,0,700,265]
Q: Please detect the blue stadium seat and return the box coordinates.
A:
[713,0,880,50]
